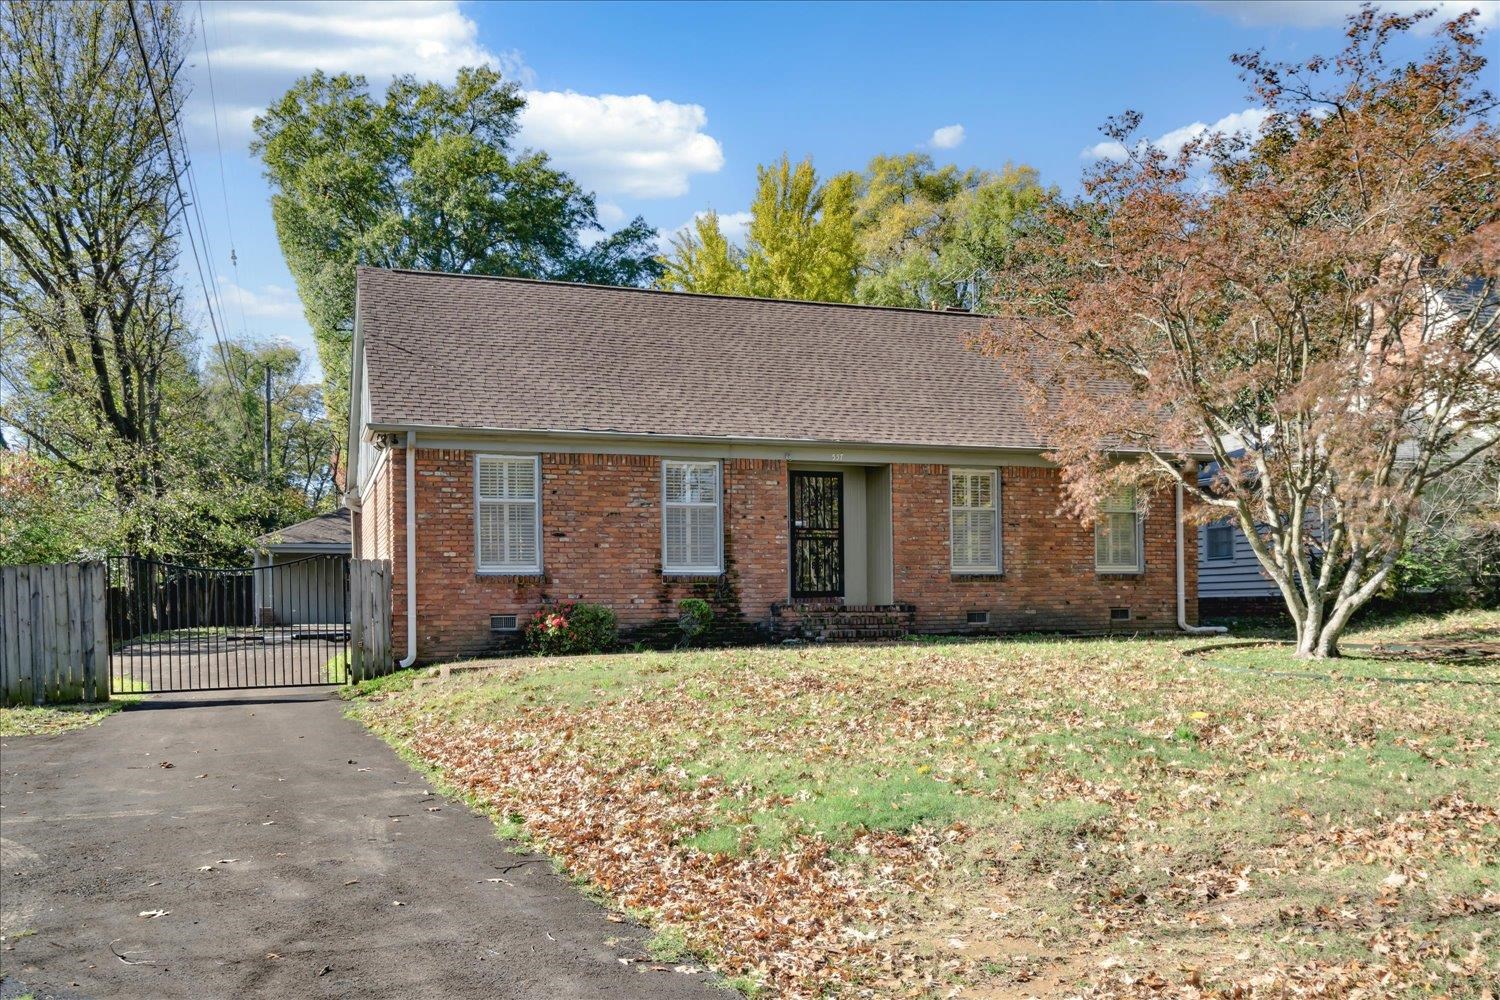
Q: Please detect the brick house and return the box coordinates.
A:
[346,267,1202,663]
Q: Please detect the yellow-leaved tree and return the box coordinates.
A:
[659,155,859,302]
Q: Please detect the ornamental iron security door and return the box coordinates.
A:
[790,471,844,599]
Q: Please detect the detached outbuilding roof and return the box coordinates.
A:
[354,267,1049,451]
[252,508,351,551]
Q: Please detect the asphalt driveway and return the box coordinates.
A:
[0,689,722,999]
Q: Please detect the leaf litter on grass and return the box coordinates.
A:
[352,624,1498,998]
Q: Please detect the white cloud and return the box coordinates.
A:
[712,211,753,247]
[200,1,522,80]
[1081,139,1129,161]
[1081,107,1271,161]
[217,278,306,322]
[189,2,723,202]
[1194,0,1497,29]
[189,1,528,144]
[660,210,752,255]
[929,124,966,150]
[517,91,724,199]
[595,201,628,227]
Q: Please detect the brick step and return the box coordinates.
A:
[776,603,915,615]
[805,627,908,641]
[797,614,909,627]
[772,601,916,643]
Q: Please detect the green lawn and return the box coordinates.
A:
[348,610,1499,998]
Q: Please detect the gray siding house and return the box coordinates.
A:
[1198,519,1283,617]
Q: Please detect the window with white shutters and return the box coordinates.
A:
[950,468,1001,574]
[475,455,541,573]
[662,460,722,575]
[1095,488,1143,573]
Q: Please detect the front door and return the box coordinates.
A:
[790,471,844,598]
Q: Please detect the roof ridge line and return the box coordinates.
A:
[358,266,992,319]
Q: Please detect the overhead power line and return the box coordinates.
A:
[196,0,250,344]
[126,0,239,388]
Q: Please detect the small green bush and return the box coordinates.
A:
[677,598,713,646]
[523,602,618,655]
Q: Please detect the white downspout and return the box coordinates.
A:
[399,431,419,667]
[1177,482,1227,635]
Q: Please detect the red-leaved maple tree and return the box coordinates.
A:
[981,7,1498,657]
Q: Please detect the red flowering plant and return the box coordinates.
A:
[522,602,618,656]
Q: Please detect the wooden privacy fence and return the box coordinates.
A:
[0,562,110,706]
[348,558,393,682]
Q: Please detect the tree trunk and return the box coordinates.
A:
[1295,593,1375,659]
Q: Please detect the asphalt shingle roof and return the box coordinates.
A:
[356,267,1050,451]
[252,508,351,549]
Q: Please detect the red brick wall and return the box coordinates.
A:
[891,464,1193,632]
[394,450,788,661]
[383,450,1196,662]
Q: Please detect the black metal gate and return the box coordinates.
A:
[790,471,844,598]
[106,555,350,694]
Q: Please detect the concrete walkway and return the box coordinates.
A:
[0,690,721,999]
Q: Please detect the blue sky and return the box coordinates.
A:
[183,0,1498,373]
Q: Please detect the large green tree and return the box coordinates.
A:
[0,1,348,564]
[661,152,1046,308]
[660,155,860,302]
[251,68,662,426]
[854,154,1049,310]
[0,0,196,552]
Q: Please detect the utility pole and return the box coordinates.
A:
[263,364,272,482]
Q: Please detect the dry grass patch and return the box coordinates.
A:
[349,615,1497,998]
[0,700,131,737]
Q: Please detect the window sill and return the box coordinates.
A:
[1096,569,1144,578]
[476,570,544,579]
[951,570,1003,580]
[663,570,724,579]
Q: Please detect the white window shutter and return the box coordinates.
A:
[1096,489,1141,572]
[664,505,689,569]
[951,469,999,573]
[475,455,540,573]
[689,506,717,567]
[478,456,505,499]
[478,505,504,566]
[662,460,721,574]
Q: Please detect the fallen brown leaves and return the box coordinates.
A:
[354,636,1498,997]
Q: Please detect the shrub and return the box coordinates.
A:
[565,603,618,654]
[677,598,713,646]
[522,602,617,656]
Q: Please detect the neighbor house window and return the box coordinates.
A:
[1205,523,1234,561]
[1095,488,1143,573]
[951,468,1001,573]
[475,454,541,574]
[662,460,722,574]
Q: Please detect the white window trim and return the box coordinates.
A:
[474,453,543,575]
[1095,488,1145,574]
[661,459,724,576]
[1205,523,1235,562]
[950,467,1002,575]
